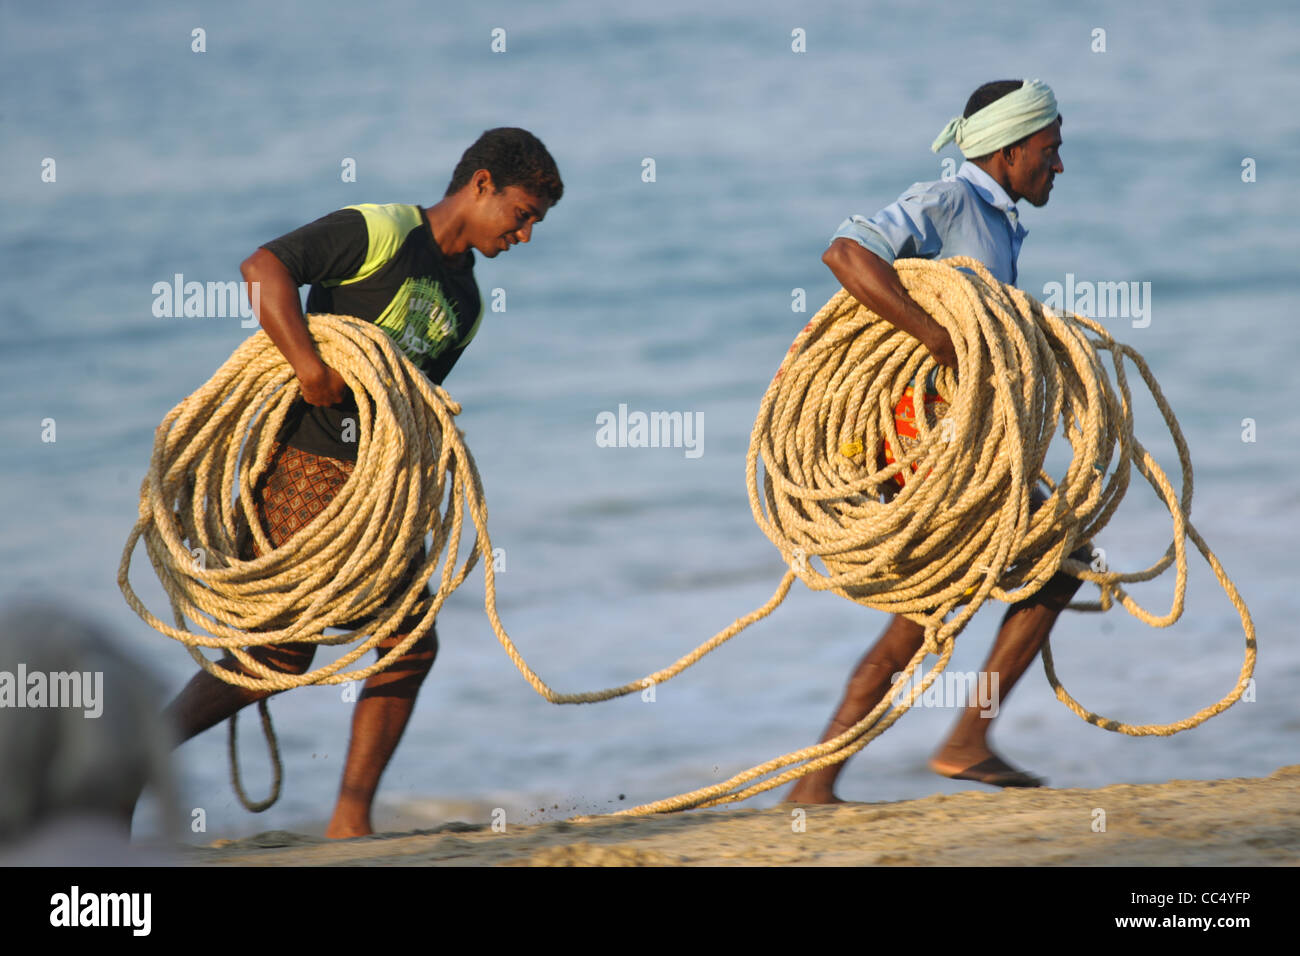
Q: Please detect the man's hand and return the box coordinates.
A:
[240,248,351,402]
[924,326,958,370]
[822,238,959,371]
[297,362,348,407]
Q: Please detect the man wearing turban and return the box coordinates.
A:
[790,80,1073,802]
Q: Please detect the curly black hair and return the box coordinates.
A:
[445,127,564,205]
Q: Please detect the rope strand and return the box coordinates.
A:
[119,258,1254,817]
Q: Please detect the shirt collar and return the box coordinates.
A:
[957,161,1026,234]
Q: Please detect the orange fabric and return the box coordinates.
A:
[881,383,948,488]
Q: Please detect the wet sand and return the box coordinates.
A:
[186,765,1300,866]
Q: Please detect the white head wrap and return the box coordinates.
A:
[930,79,1058,157]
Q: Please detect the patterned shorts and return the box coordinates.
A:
[240,442,430,631]
[251,442,355,552]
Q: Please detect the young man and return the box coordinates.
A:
[161,127,562,838]
[788,80,1080,804]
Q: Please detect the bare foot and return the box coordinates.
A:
[929,748,1044,788]
[786,782,847,804]
[324,820,372,839]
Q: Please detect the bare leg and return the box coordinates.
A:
[929,568,1084,786]
[324,624,438,839]
[162,642,317,744]
[787,613,926,804]
[129,642,315,827]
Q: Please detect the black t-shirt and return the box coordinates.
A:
[260,203,482,461]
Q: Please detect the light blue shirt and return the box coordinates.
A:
[831,161,1028,286]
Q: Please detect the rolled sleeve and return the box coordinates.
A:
[830,186,949,263]
[831,216,899,263]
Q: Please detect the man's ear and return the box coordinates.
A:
[472,169,496,196]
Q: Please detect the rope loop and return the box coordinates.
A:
[120,262,1255,817]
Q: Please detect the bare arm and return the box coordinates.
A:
[822,238,957,369]
[240,247,347,405]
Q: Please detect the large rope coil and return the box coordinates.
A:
[583,257,1255,816]
[755,255,1198,643]
[119,315,476,691]
[119,258,1255,817]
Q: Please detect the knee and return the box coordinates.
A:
[846,655,909,699]
[377,625,438,671]
[874,618,927,672]
[406,632,438,670]
[1037,570,1085,610]
[361,632,437,694]
[233,642,316,677]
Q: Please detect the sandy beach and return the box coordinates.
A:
[185,764,1299,866]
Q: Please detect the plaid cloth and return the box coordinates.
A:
[235,442,431,631]
[251,441,355,551]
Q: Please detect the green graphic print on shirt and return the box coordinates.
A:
[380,275,464,364]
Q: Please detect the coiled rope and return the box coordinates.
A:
[119,257,1254,817]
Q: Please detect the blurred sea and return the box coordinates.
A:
[1,0,1297,840]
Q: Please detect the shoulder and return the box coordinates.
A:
[344,203,425,247]
[338,203,427,279]
[895,176,968,216]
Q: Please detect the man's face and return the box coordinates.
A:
[468,173,551,258]
[1007,118,1064,207]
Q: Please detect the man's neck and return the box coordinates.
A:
[424,197,473,258]
[971,158,1021,204]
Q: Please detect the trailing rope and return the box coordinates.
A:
[228,699,281,812]
[119,257,1254,817]
[629,256,1256,815]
